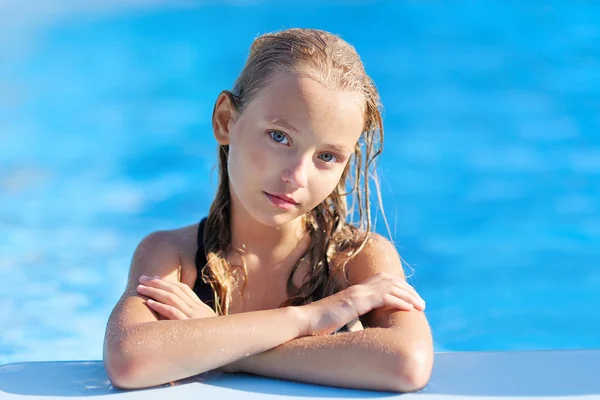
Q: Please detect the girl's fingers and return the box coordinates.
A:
[137,284,192,316]
[381,293,415,312]
[397,280,424,302]
[163,277,204,306]
[139,276,197,309]
[384,275,424,303]
[390,286,426,311]
[146,299,189,320]
[366,273,425,306]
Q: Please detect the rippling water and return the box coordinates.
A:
[1,1,599,364]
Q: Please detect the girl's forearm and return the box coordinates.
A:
[104,305,306,389]
[229,327,431,393]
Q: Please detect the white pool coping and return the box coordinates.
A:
[1,349,599,399]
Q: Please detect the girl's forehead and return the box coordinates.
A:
[247,72,365,141]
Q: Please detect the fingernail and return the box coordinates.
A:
[140,275,150,281]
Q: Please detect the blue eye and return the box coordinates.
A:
[319,153,338,163]
[269,131,289,145]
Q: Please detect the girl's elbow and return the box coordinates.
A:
[103,336,151,390]
[390,349,433,392]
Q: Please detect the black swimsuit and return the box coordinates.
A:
[192,218,214,307]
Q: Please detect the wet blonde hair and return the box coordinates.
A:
[202,28,385,315]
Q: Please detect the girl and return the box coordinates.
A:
[103,28,433,393]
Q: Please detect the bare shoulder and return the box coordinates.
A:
[346,231,406,286]
[127,223,200,291]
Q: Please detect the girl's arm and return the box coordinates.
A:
[105,231,426,390]
[225,234,433,393]
[103,231,307,389]
[229,324,429,392]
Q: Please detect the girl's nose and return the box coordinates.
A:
[281,155,311,189]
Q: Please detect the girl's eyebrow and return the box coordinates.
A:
[269,117,299,134]
[269,117,353,155]
[327,143,353,155]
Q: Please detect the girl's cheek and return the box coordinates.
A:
[248,140,271,170]
[323,172,346,197]
[233,134,263,168]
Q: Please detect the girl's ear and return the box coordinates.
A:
[212,90,237,145]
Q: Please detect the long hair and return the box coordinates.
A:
[202,28,385,315]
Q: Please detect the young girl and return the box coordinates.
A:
[103,28,433,393]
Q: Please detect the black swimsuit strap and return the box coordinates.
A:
[192,218,214,306]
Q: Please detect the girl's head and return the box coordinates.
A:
[204,28,385,314]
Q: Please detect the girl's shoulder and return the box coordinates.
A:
[345,231,406,284]
[138,222,199,258]
[131,222,202,286]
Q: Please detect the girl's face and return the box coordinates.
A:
[222,72,365,227]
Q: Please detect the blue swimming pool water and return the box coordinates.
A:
[1,1,599,364]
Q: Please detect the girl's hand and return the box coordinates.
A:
[136,275,217,320]
[300,272,426,336]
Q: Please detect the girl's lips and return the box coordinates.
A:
[264,192,298,210]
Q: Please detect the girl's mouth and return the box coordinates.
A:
[264,192,298,209]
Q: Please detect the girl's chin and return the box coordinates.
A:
[256,213,300,227]
[243,208,304,227]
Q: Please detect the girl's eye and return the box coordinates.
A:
[269,131,289,145]
[319,153,338,163]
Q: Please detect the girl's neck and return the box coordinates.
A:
[228,202,309,266]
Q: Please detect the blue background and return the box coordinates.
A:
[1,1,599,364]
